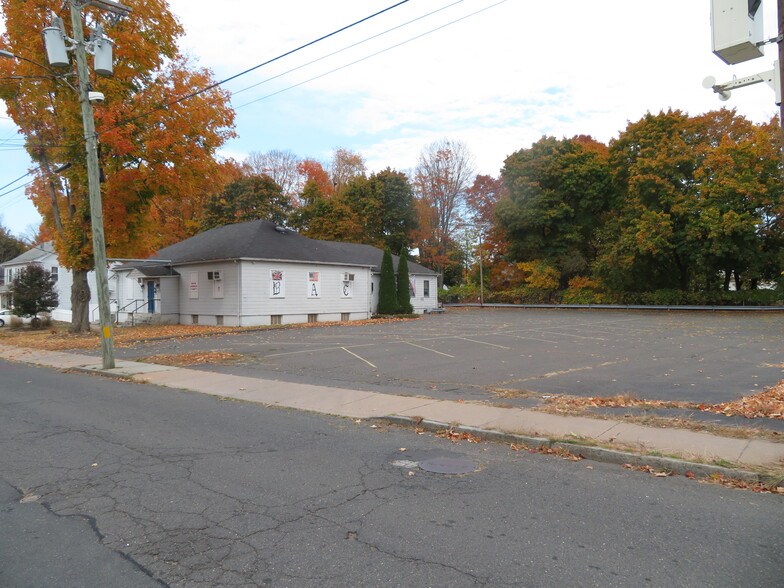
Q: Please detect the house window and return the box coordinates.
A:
[341,313,350,322]
[51,266,58,283]
[424,280,430,297]
[216,315,224,326]
[0,271,4,286]
[271,315,282,325]
[308,313,318,323]
[191,314,199,325]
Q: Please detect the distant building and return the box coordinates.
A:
[0,242,99,321]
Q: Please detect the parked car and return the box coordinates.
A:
[0,308,10,327]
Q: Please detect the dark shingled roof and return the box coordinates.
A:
[134,220,436,275]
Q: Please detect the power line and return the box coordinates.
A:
[0,172,31,193]
[97,0,412,139]
[235,0,508,110]
[228,0,467,100]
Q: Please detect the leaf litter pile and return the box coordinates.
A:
[537,381,784,421]
[0,316,417,352]
[140,351,243,367]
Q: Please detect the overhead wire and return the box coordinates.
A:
[96,0,413,139]
[227,0,467,100]
[235,0,508,110]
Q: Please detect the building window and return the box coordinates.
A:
[191,314,199,325]
[0,271,4,286]
[51,266,58,283]
[308,313,318,323]
[216,315,224,326]
[423,280,430,297]
[271,315,282,325]
[341,313,350,322]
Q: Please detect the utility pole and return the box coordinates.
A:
[69,0,115,369]
[779,0,784,159]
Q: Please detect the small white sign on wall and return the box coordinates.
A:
[340,279,353,298]
[189,272,199,299]
[213,279,224,299]
[308,271,321,298]
[270,270,285,298]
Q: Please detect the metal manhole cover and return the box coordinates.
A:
[419,458,479,474]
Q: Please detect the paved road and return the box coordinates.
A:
[1,360,782,587]
[113,308,784,407]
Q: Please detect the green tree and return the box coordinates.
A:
[0,223,26,262]
[10,264,58,320]
[339,169,418,251]
[396,248,413,313]
[376,249,399,315]
[496,135,616,285]
[201,175,291,230]
[596,108,783,293]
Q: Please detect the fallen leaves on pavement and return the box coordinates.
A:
[435,428,482,443]
[704,381,784,420]
[0,316,418,352]
[623,463,673,477]
[140,351,243,367]
[510,442,584,461]
[538,381,784,421]
[699,473,784,494]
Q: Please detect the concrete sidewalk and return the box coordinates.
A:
[2,344,783,470]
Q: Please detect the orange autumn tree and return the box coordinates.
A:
[0,0,235,331]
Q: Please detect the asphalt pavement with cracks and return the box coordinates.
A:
[109,308,784,423]
[1,362,782,587]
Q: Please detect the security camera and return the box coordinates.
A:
[88,91,105,104]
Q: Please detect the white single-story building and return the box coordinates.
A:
[113,220,439,326]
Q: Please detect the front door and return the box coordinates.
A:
[147,280,155,313]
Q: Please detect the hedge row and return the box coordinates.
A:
[440,286,783,307]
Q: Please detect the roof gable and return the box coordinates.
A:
[1,242,56,267]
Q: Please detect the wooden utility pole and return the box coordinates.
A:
[779,0,784,161]
[69,0,115,369]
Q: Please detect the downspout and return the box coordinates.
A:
[367,267,373,319]
[236,260,242,327]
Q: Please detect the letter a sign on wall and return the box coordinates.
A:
[308,271,321,298]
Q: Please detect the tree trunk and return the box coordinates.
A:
[70,269,91,333]
[733,269,742,291]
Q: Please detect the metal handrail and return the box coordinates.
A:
[117,298,150,313]
[91,298,118,322]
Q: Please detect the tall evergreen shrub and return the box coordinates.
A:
[396,249,413,314]
[377,249,399,315]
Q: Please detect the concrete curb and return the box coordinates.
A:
[373,416,784,489]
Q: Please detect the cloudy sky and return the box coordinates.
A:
[1,0,780,237]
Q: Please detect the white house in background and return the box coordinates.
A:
[0,242,106,321]
[114,220,439,326]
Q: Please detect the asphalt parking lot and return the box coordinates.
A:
[115,308,784,410]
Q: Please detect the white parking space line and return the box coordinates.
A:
[341,347,377,369]
[262,344,375,358]
[456,337,511,350]
[497,333,559,344]
[402,341,455,358]
[536,330,607,341]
